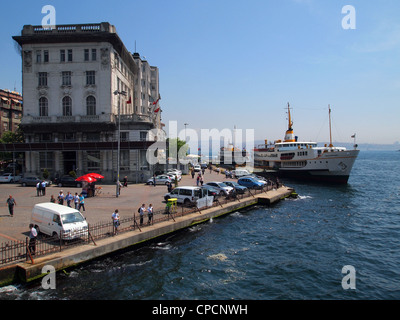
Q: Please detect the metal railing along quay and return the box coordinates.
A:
[0,184,284,267]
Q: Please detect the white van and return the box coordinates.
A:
[231,169,251,178]
[164,186,205,205]
[31,203,88,240]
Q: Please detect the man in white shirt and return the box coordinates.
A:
[29,224,38,255]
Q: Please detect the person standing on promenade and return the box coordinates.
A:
[147,204,154,225]
[28,224,38,255]
[41,180,47,196]
[6,195,16,217]
[139,204,146,226]
[50,195,56,203]
[112,209,120,235]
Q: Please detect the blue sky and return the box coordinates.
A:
[1,0,400,145]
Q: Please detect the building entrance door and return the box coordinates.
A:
[63,151,77,175]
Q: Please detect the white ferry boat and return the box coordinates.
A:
[254,104,360,184]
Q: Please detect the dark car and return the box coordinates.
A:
[224,181,248,194]
[56,176,82,188]
[20,176,52,187]
[201,185,220,200]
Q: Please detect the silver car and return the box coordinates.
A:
[146,175,172,185]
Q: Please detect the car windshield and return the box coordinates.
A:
[218,183,228,187]
[61,212,85,224]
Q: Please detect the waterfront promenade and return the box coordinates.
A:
[0,170,294,285]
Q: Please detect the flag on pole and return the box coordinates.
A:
[127,97,132,104]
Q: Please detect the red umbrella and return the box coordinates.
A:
[86,173,104,179]
[76,175,97,183]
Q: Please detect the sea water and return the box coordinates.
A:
[1,151,399,300]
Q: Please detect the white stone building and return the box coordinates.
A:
[13,22,164,183]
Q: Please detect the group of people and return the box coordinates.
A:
[50,190,86,211]
[36,181,48,197]
[111,203,154,235]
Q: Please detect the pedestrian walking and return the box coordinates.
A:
[200,175,204,186]
[65,192,73,207]
[6,195,16,217]
[123,176,128,188]
[191,168,195,179]
[111,209,120,235]
[79,193,85,212]
[73,193,79,209]
[58,190,64,205]
[50,195,56,203]
[147,204,154,225]
[28,224,38,256]
[139,204,146,226]
[196,175,200,186]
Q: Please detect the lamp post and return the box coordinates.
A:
[113,90,127,198]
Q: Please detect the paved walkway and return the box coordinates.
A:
[0,169,234,242]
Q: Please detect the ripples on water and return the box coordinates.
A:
[1,151,400,300]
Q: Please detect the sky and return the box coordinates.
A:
[1,0,400,145]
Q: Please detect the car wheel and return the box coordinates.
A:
[184,198,191,206]
[164,196,170,201]
[76,183,82,188]
[22,183,27,187]
[58,183,63,187]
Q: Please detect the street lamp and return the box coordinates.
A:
[114,90,127,198]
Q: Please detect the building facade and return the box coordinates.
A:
[0,89,23,139]
[13,22,164,183]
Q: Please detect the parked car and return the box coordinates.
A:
[193,165,201,172]
[238,177,264,189]
[241,175,267,186]
[231,169,251,178]
[224,181,248,194]
[56,176,82,188]
[146,175,172,185]
[205,182,234,196]
[167,169,182,176]
[20,176,52,187]
[201,185,220,199]
[164,186,204,205]
[165,172,182,182]
[0,173,22,183]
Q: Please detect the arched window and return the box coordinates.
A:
[39,97,48,117]
[62,96,72,116]
[86,96,96,116]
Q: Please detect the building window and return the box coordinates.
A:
[120,150,130,171]
[39,152,54,172]
[86,133,100,141]
[36,51,41,63]
[92,49,97,61]
[39,97,48,117]
[86,71,96,85]
[60,50,66,62]
[84,49,90,61]
[62,96,72,116]
[62,71,72,86]
[67,49,73,62]
[87,151,101,171]
[44,50,49,63]
[86,96,96,116]
[120,132,129,142]
[140,131,148,141]
[38,72,48,87]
